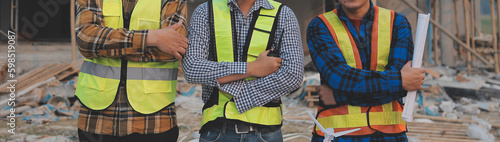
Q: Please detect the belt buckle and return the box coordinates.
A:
[235,124,251,134]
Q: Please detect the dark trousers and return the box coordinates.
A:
[78,126,179,142]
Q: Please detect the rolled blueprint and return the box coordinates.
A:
[402,13,430,122]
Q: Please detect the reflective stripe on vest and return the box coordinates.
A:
[201,0,283,128]
[313,7,406,136]
[75,0,178,114]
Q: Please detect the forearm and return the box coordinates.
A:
[217,73,251,84]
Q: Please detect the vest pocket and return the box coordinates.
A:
[102,4,121,29]
[80,73,105,91]
[137,18,160,30]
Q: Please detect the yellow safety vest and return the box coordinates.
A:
[75,0,178,114]
[313,7,406,136]
[201,0,284,128]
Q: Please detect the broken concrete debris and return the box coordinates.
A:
[467,123,496,142]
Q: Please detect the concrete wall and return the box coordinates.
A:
[0,0,10,41]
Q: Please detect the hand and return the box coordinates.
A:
[247,50,282,77]
[146,21,188,59]
[401,61,426,91]
[317,85,336,105]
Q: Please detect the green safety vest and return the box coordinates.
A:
[75,0,178,114]
[201,0,284,128]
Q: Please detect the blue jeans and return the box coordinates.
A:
[199,123,283,142]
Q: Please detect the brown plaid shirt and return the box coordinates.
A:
[75,0,187,62]
[76,0,186,136]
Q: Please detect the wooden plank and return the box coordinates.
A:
[463,0,472,71]
[454,0,462,59]
[470,0,476,65]
[14,64,66,92]
[407,133,477,140]
[408,129,467,136]
[498,0,500,72]
[413,114,500,128]
[0,64,54,92]
[407,126,466,133]
[415,137,478,142]
[0,63,73,94]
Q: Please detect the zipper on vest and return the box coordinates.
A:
[119,57,127,87]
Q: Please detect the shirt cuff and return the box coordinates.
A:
[332,90,346,106]
[387,70,404,94]
[233,83,257,113]
[130,30,148,55]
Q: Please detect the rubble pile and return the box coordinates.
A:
[0,61,82,142]
[408,66,500,142]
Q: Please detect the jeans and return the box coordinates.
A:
[199,123,283,142]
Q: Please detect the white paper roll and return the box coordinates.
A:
[402,13,430,122]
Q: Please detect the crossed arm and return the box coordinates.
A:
[306,15,425,106]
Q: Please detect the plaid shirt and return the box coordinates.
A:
[182,0,304,113]
[306,2,413,107]
[75,0,186,136]
[75,0,187,62]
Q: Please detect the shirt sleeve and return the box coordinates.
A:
[218,7,305,113]
[75,0,148,59]
[306,14,413,107]
[182,3,248,88]
[124,0,188,61]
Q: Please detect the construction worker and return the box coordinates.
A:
[74,0,187,141]
[307,0,426,141]
[182,0,304,141]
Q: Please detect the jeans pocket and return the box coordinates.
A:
[258,129,283,142]
[199,128,222,142]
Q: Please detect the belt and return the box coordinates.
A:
[208,119,280,134]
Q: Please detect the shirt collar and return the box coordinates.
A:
[337,1,375,21]
[226,0,275,11]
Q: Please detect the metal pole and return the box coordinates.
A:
[493,0,499,73]
[427,0,434,65]
[71,0,76,61]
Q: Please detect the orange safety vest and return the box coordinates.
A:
[313,6,406,136]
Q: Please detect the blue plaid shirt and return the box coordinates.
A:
[183,0,304,113]
[307,2,413,107]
